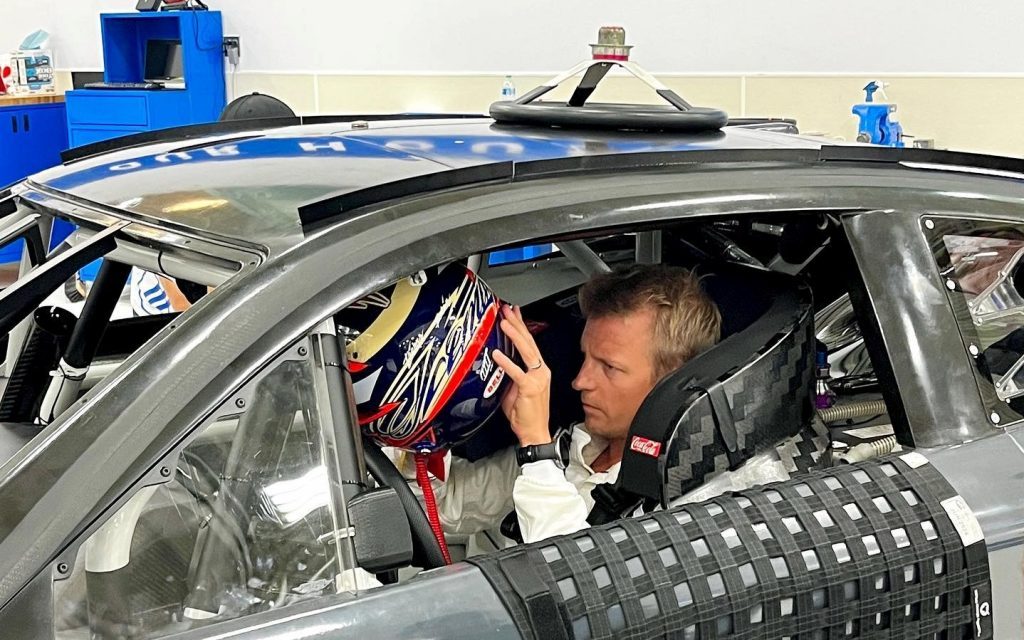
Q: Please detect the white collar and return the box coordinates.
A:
[570,424,621,480]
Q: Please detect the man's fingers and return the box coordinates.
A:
[499,316,530,348]
[500,319,543,368]
[500,304,529,335]
[492,348,526,383]
[500,305,543,355]
[501,303,531,334]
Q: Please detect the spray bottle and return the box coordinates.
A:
[500,75,516,100]
[815,342,837,410]
[852,80,904,147]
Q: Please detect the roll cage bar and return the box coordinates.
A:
[0,189,261,426]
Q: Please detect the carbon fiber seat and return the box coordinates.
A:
[596,267,816,515]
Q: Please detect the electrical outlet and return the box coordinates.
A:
[222,36,241,63]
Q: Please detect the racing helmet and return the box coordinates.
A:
[337,266,515,452]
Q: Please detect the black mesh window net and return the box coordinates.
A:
[470,454,992,640]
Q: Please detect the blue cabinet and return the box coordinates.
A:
[66,11,225,147]
[0,99,68,187]
[67,88,206,147]
[0,97,69,261]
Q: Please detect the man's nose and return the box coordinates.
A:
[572,362,593,391]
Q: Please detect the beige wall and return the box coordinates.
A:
[743,76,1024,156]
[120,70,1023,158]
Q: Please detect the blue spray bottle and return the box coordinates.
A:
[815,342,837,410]
[852,80,904,147]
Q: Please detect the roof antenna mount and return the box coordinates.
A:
[490,26,729,132]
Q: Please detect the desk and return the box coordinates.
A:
[0,94,63,107]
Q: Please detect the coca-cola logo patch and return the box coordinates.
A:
[630,436,662,458]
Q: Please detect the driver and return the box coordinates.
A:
[440,264,721,543]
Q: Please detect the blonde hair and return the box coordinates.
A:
[578,265,722,378]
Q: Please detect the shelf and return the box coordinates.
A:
[66,11,225,147]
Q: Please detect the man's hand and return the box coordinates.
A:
[491,304,552,447]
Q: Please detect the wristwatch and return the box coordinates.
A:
[516,429,571,470]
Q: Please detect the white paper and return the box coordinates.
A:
[844,424,895,440]
[899,451,930,469]
[941,495,985,547]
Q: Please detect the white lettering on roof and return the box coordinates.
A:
[470,141,524,155]
[299,141,347,153]
[110,162,142,171]
[385,139,435,153]
[204,145,240,157]
[155,152,193,163]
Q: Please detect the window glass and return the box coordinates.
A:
[931,218,1024,424]
[945,235,1024,335]
[54,341,348,638]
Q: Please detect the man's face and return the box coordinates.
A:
[572,308,658,441]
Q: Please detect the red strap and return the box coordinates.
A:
[415,454,451,565]
[425,450,447,482]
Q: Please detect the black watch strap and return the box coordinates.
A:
[516,430,570,469]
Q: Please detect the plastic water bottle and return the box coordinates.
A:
[501,75,516,100]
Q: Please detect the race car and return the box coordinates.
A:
[0,37,1015,639]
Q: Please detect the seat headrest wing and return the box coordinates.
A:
[620,277,815,505]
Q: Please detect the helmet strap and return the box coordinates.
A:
[415,453,452,565]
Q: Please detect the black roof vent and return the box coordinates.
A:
[490,26,728,133]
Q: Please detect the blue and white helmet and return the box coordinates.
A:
[337,265,515,452]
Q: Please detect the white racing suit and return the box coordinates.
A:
[439,425,619,544]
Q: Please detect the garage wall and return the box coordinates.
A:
[8,0,1024,74]
[200,73,1017,157]
[5,1,1024,156]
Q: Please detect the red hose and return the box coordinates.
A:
[415,453,452,565]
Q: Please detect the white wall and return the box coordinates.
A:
[3,0,1024,75]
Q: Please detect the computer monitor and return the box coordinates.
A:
[144,39,184,83]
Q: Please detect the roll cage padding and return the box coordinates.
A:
[469,455,993,640]
[489,101,729,132]
[618,270,815,507]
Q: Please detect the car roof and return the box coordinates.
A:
[29,117,826,256]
